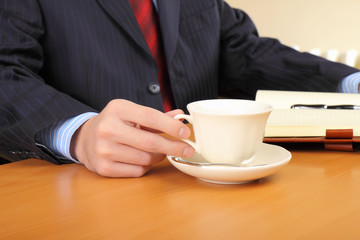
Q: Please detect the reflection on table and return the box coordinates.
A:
[1,145,360,239]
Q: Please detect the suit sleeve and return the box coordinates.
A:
[0,1,95,164]
[217,1,359,99]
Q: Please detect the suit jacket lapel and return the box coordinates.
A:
[96,0,180,66]
[96,0,152,57]
[157,0,180,67]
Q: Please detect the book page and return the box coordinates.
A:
[256,90,360,109]
[255,90,360,137]
[265,109,360,137]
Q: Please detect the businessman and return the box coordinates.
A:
[1,0,359,177]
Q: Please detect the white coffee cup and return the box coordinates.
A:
[174,99,272,165]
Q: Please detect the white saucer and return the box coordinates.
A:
[167,143,291,184]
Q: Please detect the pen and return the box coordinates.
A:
[290,104,360,110]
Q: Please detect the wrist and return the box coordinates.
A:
[70,116,95,164]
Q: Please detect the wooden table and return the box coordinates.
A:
[1,147,360,239]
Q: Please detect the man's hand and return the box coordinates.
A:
[70,99,194,177]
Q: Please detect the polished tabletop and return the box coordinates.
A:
[1,145,360,239]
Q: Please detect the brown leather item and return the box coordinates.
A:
[264,129,360,151]
[325,129,354,139]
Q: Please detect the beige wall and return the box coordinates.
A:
[226,0,360,52]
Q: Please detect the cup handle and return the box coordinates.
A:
[174,114,199,152]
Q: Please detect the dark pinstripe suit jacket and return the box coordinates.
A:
[0,0,358,164]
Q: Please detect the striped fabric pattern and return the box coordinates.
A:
[39,112,98,162]
[129,0,175,111]
[339,72,360,93]
[47,72,360,162]
[1,0,359,164]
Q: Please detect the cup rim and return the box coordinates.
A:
[187,99,272,116]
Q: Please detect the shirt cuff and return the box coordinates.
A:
[40,112,98,163]
[339,72,360,93]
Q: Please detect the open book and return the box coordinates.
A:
[255,90,360,138]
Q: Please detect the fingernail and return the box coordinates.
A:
[178,127,185,138]
[179,127,190,138]
[183,146,193,157]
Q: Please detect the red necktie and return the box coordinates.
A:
[129,0,175,112]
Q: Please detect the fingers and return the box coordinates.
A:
[97,113,194,158]
[165,109,185,118]
[91,161,152,178]
[117,124,194,158]
[102,100,195,157]
[79,133,167,178]
[72,99,195,178]
[95,141,165,166]
[107,99,191,139]
[140,109,185,133]
[85,135,167,178]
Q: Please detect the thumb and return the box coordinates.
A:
[165,109,185,118]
